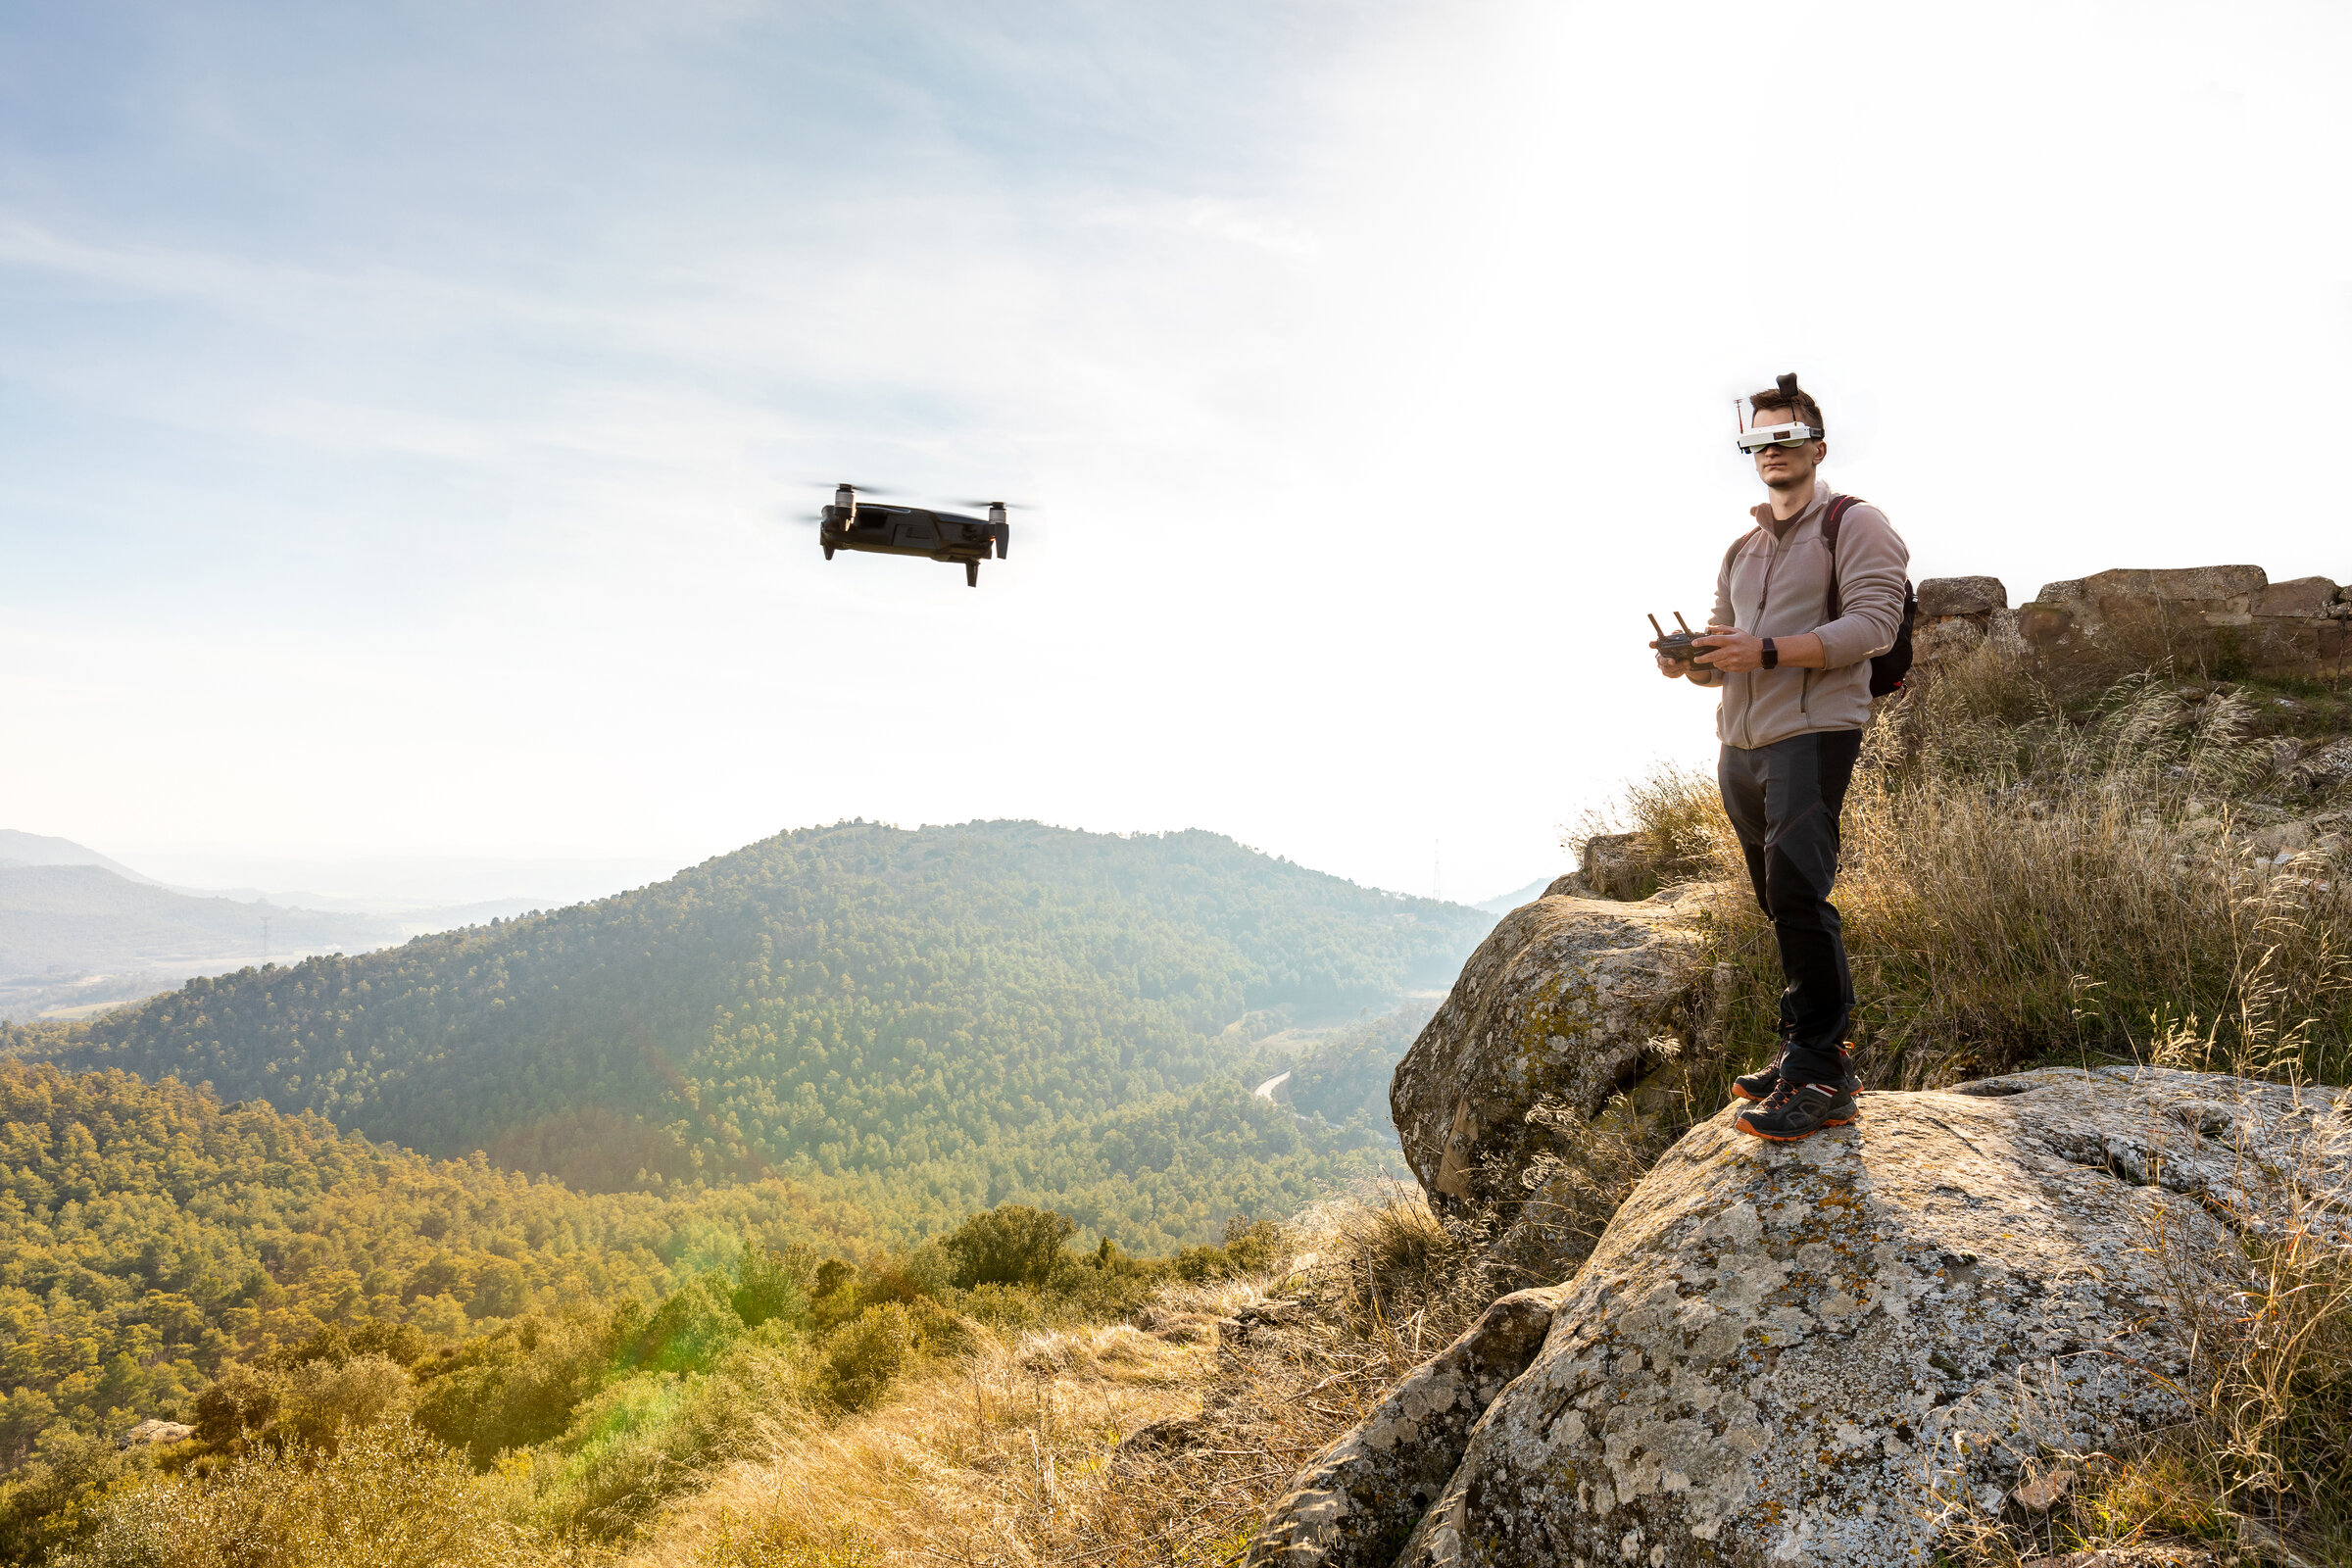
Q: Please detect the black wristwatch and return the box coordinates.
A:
[1761,638,1779,669]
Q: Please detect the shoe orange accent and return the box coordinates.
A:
[1732,1111,1858,1142]
[1730,1081,1770,1102]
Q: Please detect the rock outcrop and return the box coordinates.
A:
[1909,566,2350,684]
[1911,575,2010,666]
[1275,1062,2349,1568]
[1390,891,1706,1221]
[2021,566,2346,682]
[118,1418,193,1447]
[1253,871,2352,1568]
[1244,1286,1565,1568]
[1397,1066,2348,1567]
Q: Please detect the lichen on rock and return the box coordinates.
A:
[1409,1066,2349,1567]
[1389,887,1708,1224]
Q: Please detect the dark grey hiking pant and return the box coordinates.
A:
[1717,728,1864,1087]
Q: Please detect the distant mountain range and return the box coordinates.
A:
[0,864,403,974]
[0,828,159,884]
[28,819,1496,1247]
[0,863,406,1021]
[0,830,672,1021]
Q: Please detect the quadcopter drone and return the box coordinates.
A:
[816,484,1010,587]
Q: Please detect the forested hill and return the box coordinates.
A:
[24,822,1487,1244]
[0,1060,842,1458]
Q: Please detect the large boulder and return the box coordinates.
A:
[1390,889,1708,1221]
[1393,1066,2350,1567]
[119,1418,194,1447]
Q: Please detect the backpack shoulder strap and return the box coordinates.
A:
[1819,495,1862,621]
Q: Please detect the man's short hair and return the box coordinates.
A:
[1749,382,1824,433]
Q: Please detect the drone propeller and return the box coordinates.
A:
[952,498,1038,512]
[801,479,910,499]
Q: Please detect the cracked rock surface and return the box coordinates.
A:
[1390,888,1704,1218]
[1244,1287,1566,1568]
[1407,1066,2349,1568]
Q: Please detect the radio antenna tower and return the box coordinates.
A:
[261,913,271,962]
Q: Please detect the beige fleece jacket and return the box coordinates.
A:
[1688,487,1910,749]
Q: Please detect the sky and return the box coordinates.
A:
[4,0,2349,906]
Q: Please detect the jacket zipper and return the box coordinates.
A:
[1743,531,1781,750]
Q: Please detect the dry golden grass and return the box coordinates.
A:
[618,1318,1206,1568]
[621,1194,1481,1568]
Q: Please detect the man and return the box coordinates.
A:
[1657,373,1909,1142]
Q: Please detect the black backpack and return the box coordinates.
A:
[1726,495,1915,697]
[1822,497,1916,696]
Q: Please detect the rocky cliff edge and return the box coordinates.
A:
[1254,889,2351,1568]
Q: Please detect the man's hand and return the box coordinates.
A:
[1655,653,1691,679]
[1692,625,1826,673]
[1692,625,1761,672]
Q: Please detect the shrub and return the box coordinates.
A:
[624,1273,744,1376]
[939,1205,1076,1290]
[1171,1216,1283,1282]
[533,1341,800,1541]
[857,1242,956,1309]
[52,1419,542,1568]
[0,1431,150,1565]
[731,1240,813,1331]
[277,1353,415,1449]
[962,1284,1051,1331]
[535,1373,690,1539]
[816,1303,915,1412]
[416,1311,617,1465]
[192,1365,281,1447]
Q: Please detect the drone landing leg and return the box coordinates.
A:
[965,561,979,588]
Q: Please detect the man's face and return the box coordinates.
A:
[1750,409,1827,492]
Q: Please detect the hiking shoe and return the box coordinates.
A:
[1734,1079,1859,1142]
[1730,1042,1854,1103]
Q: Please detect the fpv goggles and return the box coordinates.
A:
[1734,371,1823,454]
[1735,420,1824,454]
